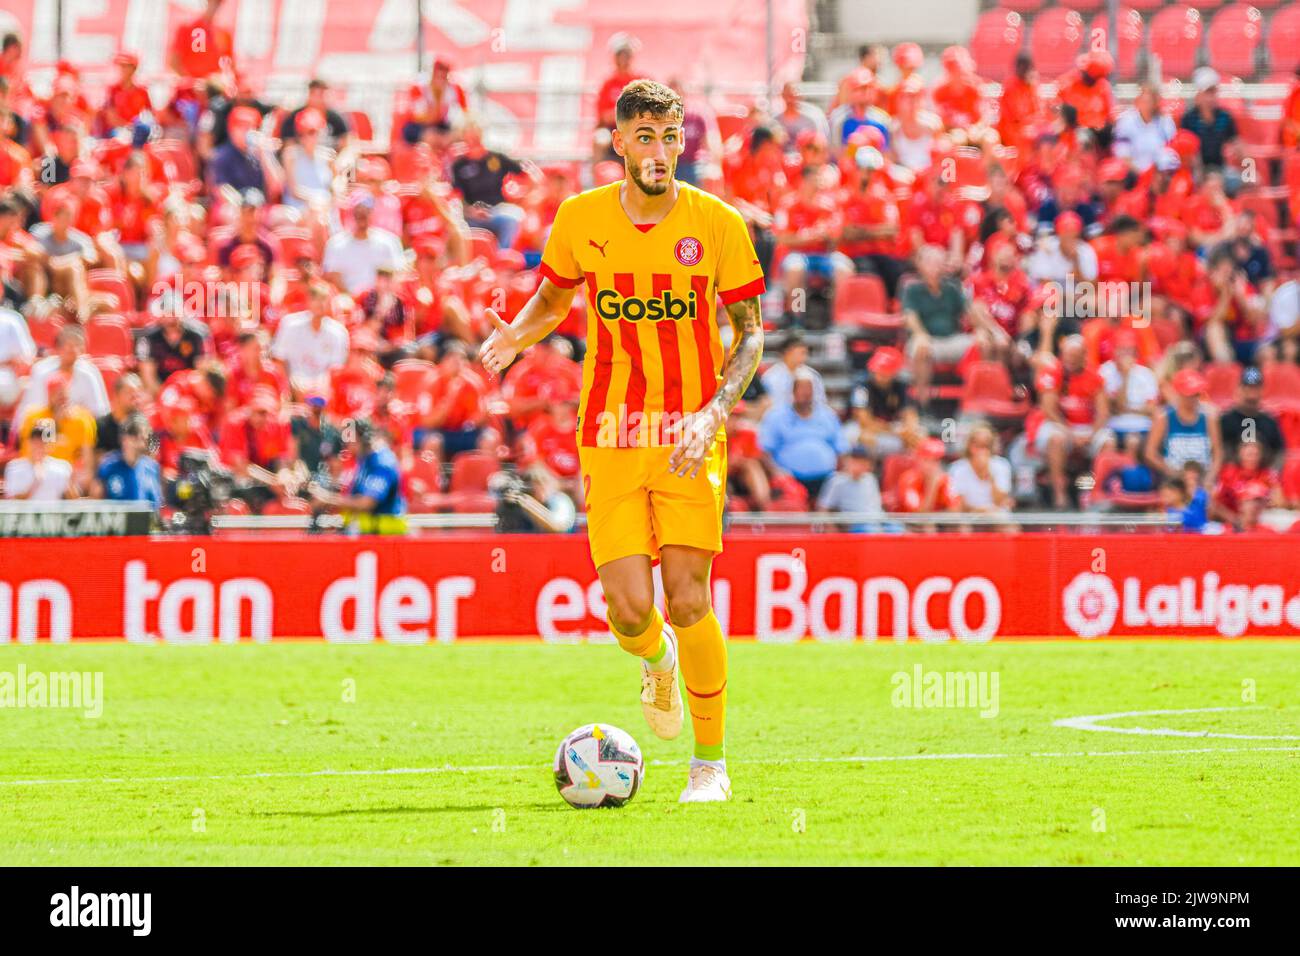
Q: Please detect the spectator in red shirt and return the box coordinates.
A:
[773,164,850,320]
[931,46,984,131]
[596,34,643,134]
[416,341,488,457]
[894,437,959,519]
[101,52,152,133]
[1057,51,1114,145]
[220,386,300,510]
[153,396,218,478]
[1181,169,1236,251]
[519,395,581,492]
[1213,438,1281,525]
[968,233,1029,362]
[997,54,1046,154]
[225,331,287,410]
[170,0,235,83]
[502,335,583,432]
[328,327,384,420]
[837,146,904,297]
[1028,336,1110,507]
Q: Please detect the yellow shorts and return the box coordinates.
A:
[579,441,727,569]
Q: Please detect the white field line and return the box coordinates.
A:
[2,745,1298,788]
[1052,705,1300,740]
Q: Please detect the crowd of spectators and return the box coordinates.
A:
[1,8,1300,533]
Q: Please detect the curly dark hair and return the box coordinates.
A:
[615,79,683,125]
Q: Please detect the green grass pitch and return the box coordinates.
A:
[0,641,1296,866]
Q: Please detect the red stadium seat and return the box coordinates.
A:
[997,0,1044,12]
[449,450,500,492]
[347,110,374,141]
[1206,4,1264,78]
[466,228,499,263]
[1268,6,1300,76]
[1090,9,1144,80]
[1148,5,1204,80]
[1203,362,1242,408]
[27,315,65,351]
[85,320,133,359]
[971,10,1024,82]
[90,355,124,395]
[1071,0,1106,11]
[405,450,444,496]
[392,359,435,403]
[1262,362,1300,411]
[1281,454,1300,505]
[960,361,1029,418]
[1127,0,1167,11]
[1029,8,1086,79]
[87,269,136,312]
[832,274,901,331]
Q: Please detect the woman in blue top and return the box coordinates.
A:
[1144,367,1222,483]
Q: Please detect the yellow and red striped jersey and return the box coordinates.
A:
[539,182,765,448]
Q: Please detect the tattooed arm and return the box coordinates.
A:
[667,295,765,478]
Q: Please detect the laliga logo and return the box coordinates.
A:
[1062,572,1119,639]
[674,236,702,266]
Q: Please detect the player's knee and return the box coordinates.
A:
[665,589,710,629]
[606,591,655,636]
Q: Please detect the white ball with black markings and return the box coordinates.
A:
[553,723,644,808]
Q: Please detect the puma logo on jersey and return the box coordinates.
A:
[589,239,610,257]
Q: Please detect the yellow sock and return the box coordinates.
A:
[608,607,665,660]
[674,611,727,761]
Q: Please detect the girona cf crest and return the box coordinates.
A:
[674,236,703,266]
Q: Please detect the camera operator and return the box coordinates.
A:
[491,463,576,534]
[307,417,407,534]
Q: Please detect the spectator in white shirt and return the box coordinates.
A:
[1112,85,1176,173]
[4,426,74,501]
[760,334,827,407]
[948,422,1014,514]
[272,282,349,393]
[322,194,404,295]
[0,305,36,407]
[1098,329,1160,438]
[1026,212,1099,286]
[15,324,109,423]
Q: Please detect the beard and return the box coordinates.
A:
[627,160,672,196]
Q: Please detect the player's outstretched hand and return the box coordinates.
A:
[667,405,724,479]
[478,309,519,376]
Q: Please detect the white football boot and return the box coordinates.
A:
[639,625,683,740]
[679,763,732,803]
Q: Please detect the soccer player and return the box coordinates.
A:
[479,80,765,802]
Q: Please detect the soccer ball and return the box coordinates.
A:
[553,723,644,808]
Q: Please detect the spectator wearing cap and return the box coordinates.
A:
[282,106,340,218]
[396,55,468,151]
[291,391,342,479]
[828,69,890,155]
[271,281,349,394]
[308,417,407,534]
[17,324,109,422]
[169,0,235,82]
[94,413,162,510]
[1194,245,1266,365]
[16,372,97,486]
[208,103,283,199]
[1145,368,1221,485]
[4,419,74,501]
[135,297,211,394]
[884,43,926,115]
[1213,437,1281,527]
[948,423,1015,516]
[216,188,274,269]
[776,81,830,155]
[1219,365,1285,467]
[845,346,920,458]
[278,78,352,153]
[321,192,404,295]
[931,46,985,131]
[761,334,827,408]
[1035,167,1101,235]
[1112,85,1175,173]
[1028,336,1109,509]
[758,368,847,501]
[450,121,535,249]
[893,437,959,519]
[1026,211,1098,286]
[101,51,152,134]
[95,371,145,457]
[817,446,885,532]
[1058,51,1114,146]
[838,145,904,298]
[41,160,114,265]
[1180,68,1239,172]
